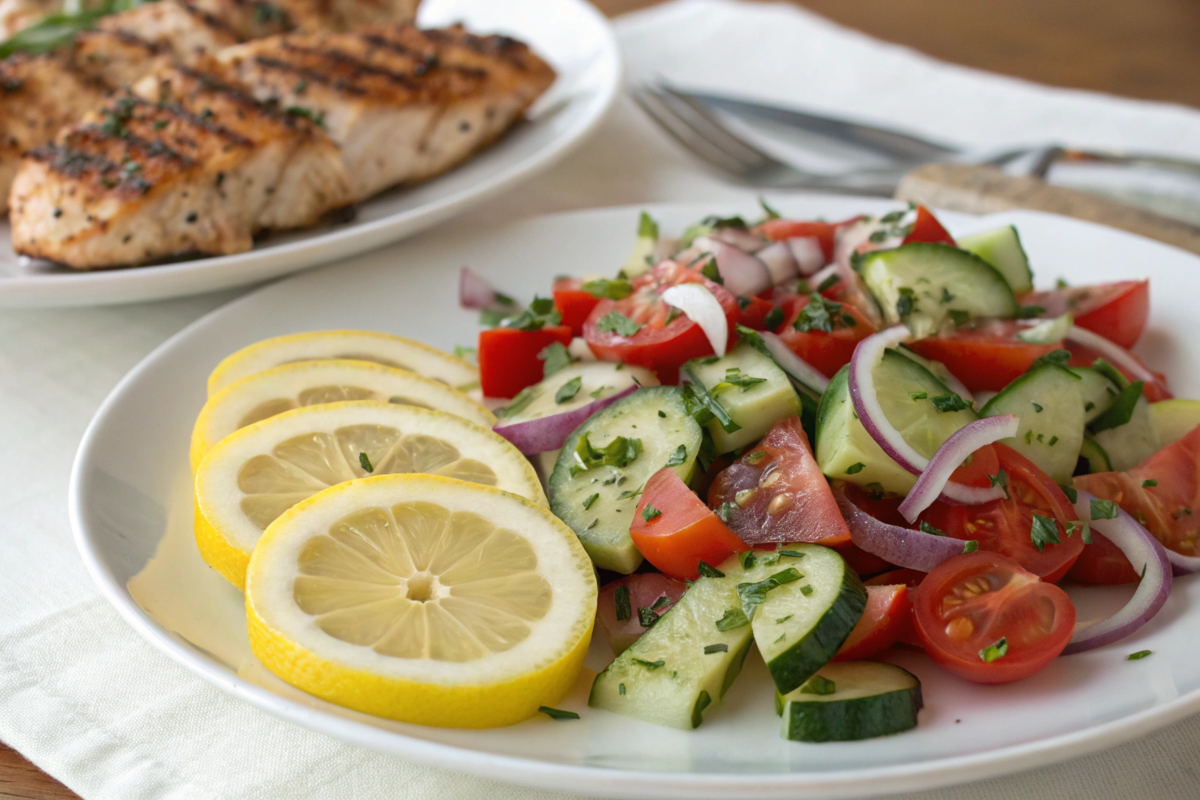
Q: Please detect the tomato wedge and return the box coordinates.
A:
[1065,529,1140,585]
[908,319,1062,393]
[596,573,688,655]
[708,417,850,545]
[1021,280,1150,349]
[903,205,956,246]
[583,260,739,384]
[918,444,1083,583]
[1074,422,1200,570]
[833,584,912,661]
[552,278,602,337]
[776,290,876,378]
[913,552,1075,684]
[478,325,573,399]
[630,467,748,580]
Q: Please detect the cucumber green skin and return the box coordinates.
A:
[1078,435,1112,473]
[548,386,701,573]
[780,683,922,742]
[956,225,1033,293]
[858,243,1018,338]
[761,568,866,695]
[588,550,757,730]
[979,363,1085,484]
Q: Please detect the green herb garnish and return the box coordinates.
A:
[595,310,642,337]
[1030,513,1061,552]
[979,637,1009,662]
[358,452,373,473]
[704,643,729,654]
[800,675,837,695]
[538,706,579,720]
[697,560,725,578]
[715,608,749,631]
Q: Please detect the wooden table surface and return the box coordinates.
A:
[4,0,1198,797]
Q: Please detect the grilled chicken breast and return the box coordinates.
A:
[0,53,108,215]
[212,24,555,200]
[9,21,553,268]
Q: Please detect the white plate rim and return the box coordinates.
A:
[68,200,1200,799]
[0,0,622,309]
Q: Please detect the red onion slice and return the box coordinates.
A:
[692,237,772,297]
[757,241,799,285]
[849,325,922,472]
[662,283,729,357]
[597,573,688,655]
[836,489,966,572]
[1066,325,1161,386]
[760,331,830,394]
[1064,490,1173,654]
[787,236,827,276]
[709,226,768,253]
[459,266,507,311]
[494,385,637,455]
[1165,549,1200,576]
[898,415,1017,522]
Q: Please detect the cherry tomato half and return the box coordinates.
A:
[913,551,1075,684]
[583,260,739,384]
[918,444,1083,583]
[630,467,748,581]
[1021,280,1149,350]
[708,417,850,546]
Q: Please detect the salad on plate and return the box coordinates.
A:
[188,202,1195,742]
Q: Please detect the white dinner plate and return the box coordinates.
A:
[0,0,619,308]
[71,198,1200,798]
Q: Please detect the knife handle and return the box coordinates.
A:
[895,162,1200,257]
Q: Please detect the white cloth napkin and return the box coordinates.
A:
[3,2,1200,798]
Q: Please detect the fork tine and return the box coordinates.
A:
[630,87,753,176]
[649,82,782,171]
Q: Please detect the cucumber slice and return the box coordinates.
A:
[500,362,658,426]
[1151,399,1200,448]
[588,550,756,730]
[777,662,922,742]
[1071,366,1122,424]
[815,350,976,494]
[979,363,1085,484]
[1077,435,1112,474]
[858,243,1019,338]
[549,387,702,573]
[741,545,866,694]
[620,212,660,278]
[1017,314,1072,345]
[683,342,802,454]
[1093,393,1157,471]
[956,225,1033,293]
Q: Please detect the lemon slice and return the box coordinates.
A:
[195,401,542,588]
[191,360,495,470]
[208,331,478,396]
[246,474,596,727]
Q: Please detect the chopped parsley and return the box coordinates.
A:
[358,452,373,473]
[919,520,945,537]
[704,643,729,654]
[582,493,599,510]
[800,585,814,596]
[739,550,758,570]
[697,560,725,578]
[665,444,688,468]
[793,293,845,334]
[963,540,979,554]
[714,367,767,393]
[778,550,805,559]
[816,272,841,293]
[582,278,634,300]
[1030,349,1071,370]
[555,376,582,403]
[1090,381,1146,432]
[715,501,737,523]
[538,706,579,720]
[681,369,741,433]
[504,296,562,331]
[931,393,970,413]
[614,585,631,621]
[632,657,665,671]
[1090,498,1119,520]
[846,462,865,475]
[590,385,613,399]
[1127,650,1152,661]
[763,305,785,330]
[595,311,642,337]
[990,469,1010,498]
[737,568,803,620]
[618,683,625,695]
[896,287,916,318]
[700,256,723,285]
[1031,402,1044,413]
[909,391,928,400]
[539,342,571,377]
[1143,479,1158,488]
[1059,484,1078,503]
[1067,520,1092,544]
[715,608,749,631]
[1030,513,1061,552]
[641,504,662,522]
[800,675,837,695]
[979,637,1009,662]
[569,433,642,476]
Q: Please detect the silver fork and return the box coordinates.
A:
[631,83,1059,194]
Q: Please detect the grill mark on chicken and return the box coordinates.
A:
[249,54,370,96]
